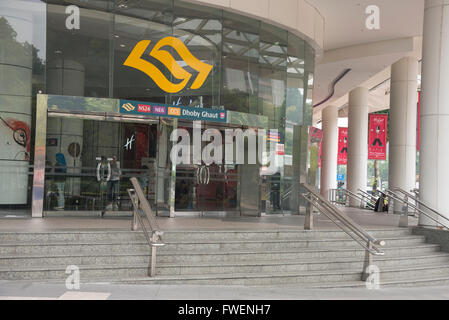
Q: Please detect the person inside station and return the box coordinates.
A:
[107,156,121,211]
[54,153,67,210]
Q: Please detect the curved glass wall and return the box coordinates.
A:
[0,0,315,214]
[43,0,314,122]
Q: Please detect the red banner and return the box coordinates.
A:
[368,114,388,160]
[337,127,348,165]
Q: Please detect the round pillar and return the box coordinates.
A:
[419,0,449,226]
[320,106,338,199]
[347,87,369,207]
[389,57,418,213]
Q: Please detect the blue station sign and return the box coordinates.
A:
[120,99,227,123]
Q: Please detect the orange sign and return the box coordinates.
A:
[168,107,181,116]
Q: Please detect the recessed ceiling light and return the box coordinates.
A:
[120,44,126,48]
[54,50,62,54]
[114,34,120,38]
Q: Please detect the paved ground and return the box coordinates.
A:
[0,207,417,231]
[0,281,448,300]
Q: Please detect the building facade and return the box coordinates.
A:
[0,0,323,218]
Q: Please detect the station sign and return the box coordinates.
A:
[120,99,227,123]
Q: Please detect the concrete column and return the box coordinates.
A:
[419,0,449,226]
[347,87,369,207]
[320,106,338,199]
[389,57,418,213]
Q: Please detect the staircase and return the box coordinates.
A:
[1,228,449,288]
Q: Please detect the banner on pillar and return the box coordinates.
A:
[337,128,348,165]
[368,114,388,160]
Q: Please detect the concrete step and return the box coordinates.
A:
[0,228,412,243]
[0,227,445,287]
[378,264,449,281]
[1,252,447,280]
[0,236,427,255]
[155,244,442,264]
[15,272,449,289]
[0,243,439,267]
[111,264,449,286]
[0,264,363,284]
[278,276,449,289]
[155,254,449,276]
[0,248,446,274]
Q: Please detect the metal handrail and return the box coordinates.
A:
[389,187,449,230]
[127,177,165,277]
[346,189,375,209]
[281,187,292,201]
[357,189,379,205]
[302,183,385,257]
[331,188,375,209]
[329,188,347,205]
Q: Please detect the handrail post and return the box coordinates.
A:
[362,240,374,281]
[131,190,138,231]
[411,189,420,216]
[150,232,158,277]
[128,178,165,278]
[304,195,313,230]
[358,193,363,208]
[398,194,409,228]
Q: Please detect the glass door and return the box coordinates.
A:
[172,121,241,214]
[43,116,158,216]
[175,163,239,213]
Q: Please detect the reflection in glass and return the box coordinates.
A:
[44,118,159,214]
[221,12,260,114]
[0,0,46,212]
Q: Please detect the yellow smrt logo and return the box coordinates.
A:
[123,37,213,93]
[122,103,135,112]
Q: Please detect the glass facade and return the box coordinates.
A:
[0,0,315,216]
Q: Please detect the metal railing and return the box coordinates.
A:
[301,183,385,280]
[329,188,375,210]
[127,177,165,277]
[386,187,449,230]
[328,188,347,206]
[358,189,379,207]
